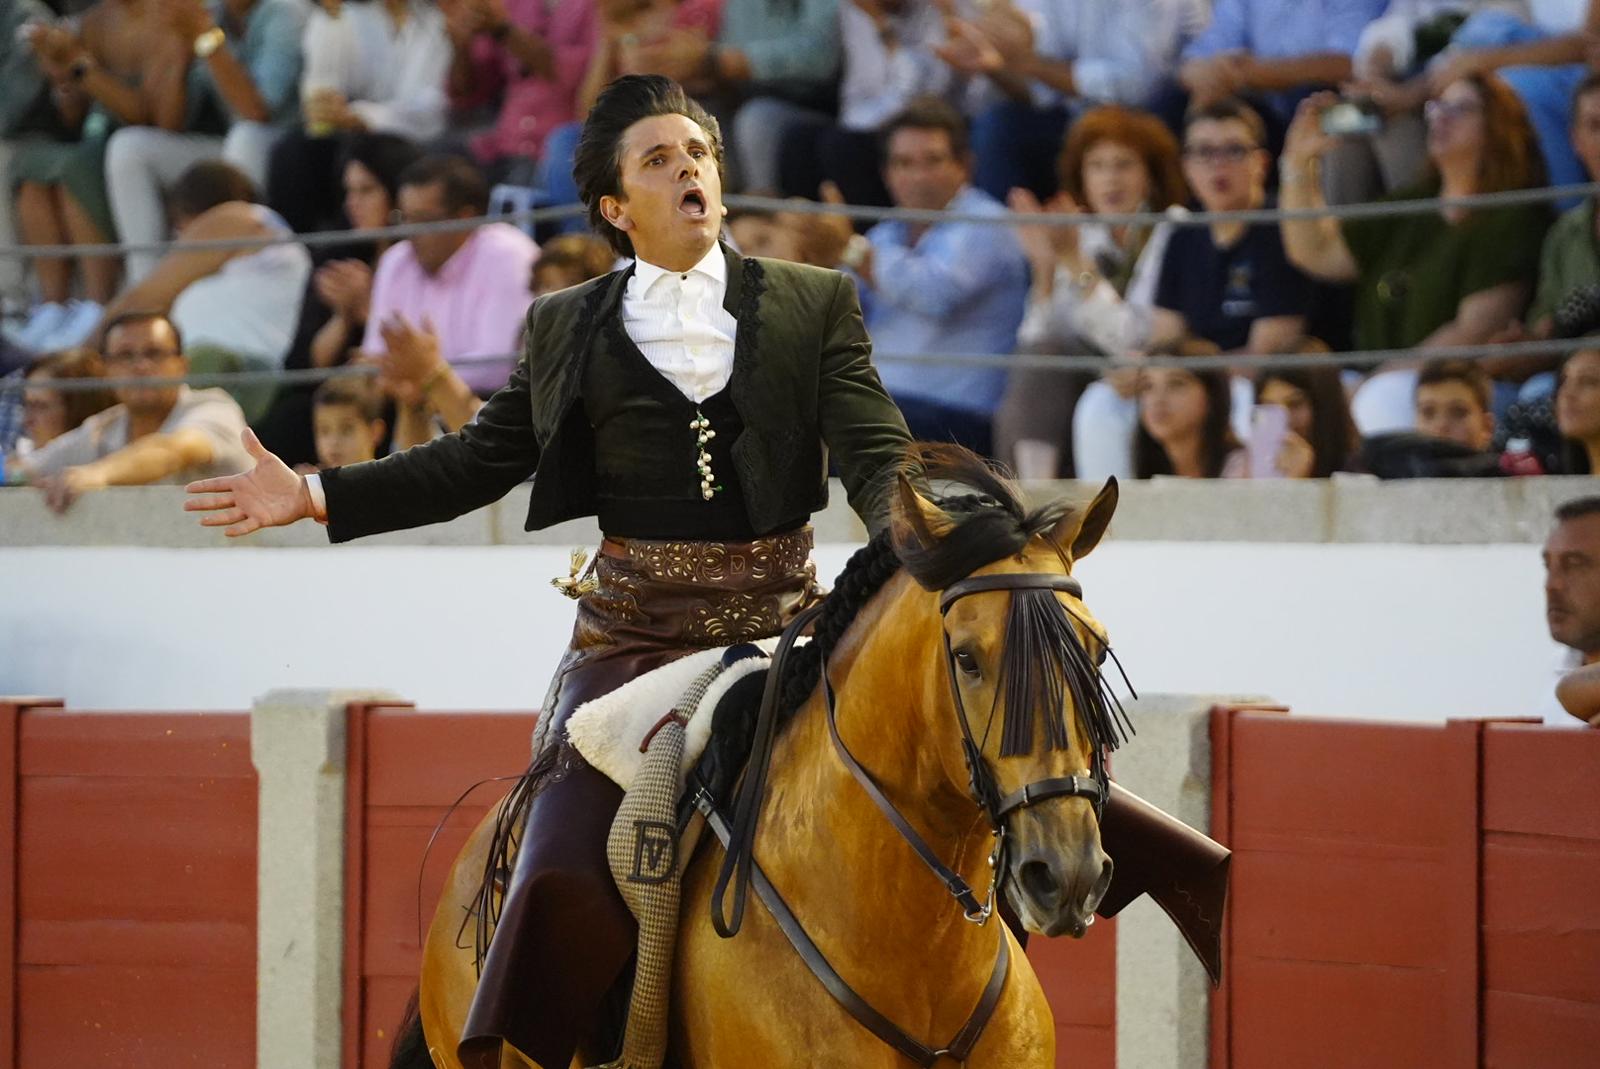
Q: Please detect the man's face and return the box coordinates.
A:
[1415,379,1493,452]
[1544,514,1600,656]
[313,403,382,468]
[1181,118,1265,213]
[103,319,185,416]
[602,112,725,266]
[399,181,473,274]
[883,126,968,213]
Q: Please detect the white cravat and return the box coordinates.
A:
[621,244,739,404]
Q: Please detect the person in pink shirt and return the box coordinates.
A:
[439,0,598,178]
[363,155,538,395]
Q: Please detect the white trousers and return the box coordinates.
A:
[105,123,283,282]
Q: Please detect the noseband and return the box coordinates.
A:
[701,566,1116,1066]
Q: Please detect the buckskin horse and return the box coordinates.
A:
[398,451,1131,1068]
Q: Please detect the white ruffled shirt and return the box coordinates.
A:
[621,244,739,404]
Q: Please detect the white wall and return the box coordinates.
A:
[0,540,1561,722]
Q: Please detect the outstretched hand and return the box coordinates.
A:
[184,428,315,537]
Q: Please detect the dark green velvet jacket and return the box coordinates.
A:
[320,244,913,543]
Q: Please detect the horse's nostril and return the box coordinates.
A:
[1018,859,1059,906]
[1090,856,1114,908]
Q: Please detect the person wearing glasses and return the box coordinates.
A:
[11,312,250,512]
[1280,74,1551,436]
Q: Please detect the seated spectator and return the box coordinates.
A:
[253,132,423,467]
[267,0,451,233]
[364,154,538,396]
[11,2,192,348]
[1526,74,1600,338]
[1154,100,1311,355]
[1425,0,1599,191]
[1135,366,1244,477]
[5,347,116,462]
[938,0,1201,201]
[307,375,385,469]
[1280,75,1549,436]
[12,311,251,511]
[992,104,1189,478]
[1173,0,1387,136]
[823,98,1028,457]
[1071,99,1309,481]
[437,0,595,184]
[1414,356,1495,452]
[1249,364,1358,477]
[0,0,73,318]
[530,233,617,295]
[106,0,308,284]
[1541,495,1600,727]
[1556,345,1600,473]
[727,209,804,262]
[93,160,313,423]
[776,0,955,206]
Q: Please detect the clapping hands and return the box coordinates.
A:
[314,259,374,323]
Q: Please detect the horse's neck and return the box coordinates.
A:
[757,573,999,963]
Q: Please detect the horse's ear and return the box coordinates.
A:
[893,473,954,546]
[1051,477,1118,561]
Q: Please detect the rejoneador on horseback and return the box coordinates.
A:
[184,74,1228,1069]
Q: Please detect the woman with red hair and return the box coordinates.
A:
[994,105,1188,479]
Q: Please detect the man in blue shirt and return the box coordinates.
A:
[844,97,1028,458]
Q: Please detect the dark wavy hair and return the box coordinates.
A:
[1134,368,1238,478]
[572,75,725,257]
[1257,366,1357,478]
[340,132,424,205]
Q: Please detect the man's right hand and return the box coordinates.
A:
[184,429,317,537]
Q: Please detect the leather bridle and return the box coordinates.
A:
[702,567,1113,1066]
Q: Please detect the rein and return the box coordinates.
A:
[705,568,1113,1064]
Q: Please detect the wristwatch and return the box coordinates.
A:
[194,26,226,58]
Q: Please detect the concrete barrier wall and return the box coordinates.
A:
[1,479,1593,722]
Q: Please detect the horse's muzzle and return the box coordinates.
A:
[1010,841,1114,938]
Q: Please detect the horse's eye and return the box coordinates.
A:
[1094,644,1109,669]
[953,649,981,679]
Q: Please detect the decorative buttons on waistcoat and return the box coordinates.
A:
[691,410,718,500]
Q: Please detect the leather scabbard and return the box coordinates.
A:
[1095,781,1230,985]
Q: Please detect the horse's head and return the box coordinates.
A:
[890,450,1127,938]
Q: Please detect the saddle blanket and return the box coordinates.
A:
[564,640,797,790]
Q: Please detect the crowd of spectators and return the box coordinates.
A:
[6,0,1600,502]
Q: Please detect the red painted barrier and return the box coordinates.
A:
[1212,709,1600,1069]
[0,700,256,1069]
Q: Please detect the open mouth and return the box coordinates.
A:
[678,188,708,219]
